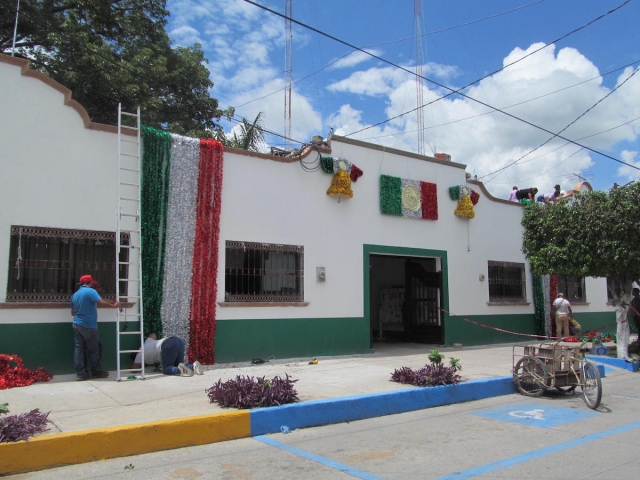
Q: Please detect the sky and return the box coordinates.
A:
[165,0,640,198]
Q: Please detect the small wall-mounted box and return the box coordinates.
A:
[317,267,326,282]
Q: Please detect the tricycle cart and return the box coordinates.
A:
[512,341,602,409]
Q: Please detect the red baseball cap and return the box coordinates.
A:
[79,275,93,284]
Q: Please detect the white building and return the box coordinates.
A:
[0,54,614,373]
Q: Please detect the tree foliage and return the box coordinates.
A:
[215,112,267,152]
[0,0,232,133]
[521,182,640,290]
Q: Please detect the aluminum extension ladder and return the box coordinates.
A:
[115,104,145,381]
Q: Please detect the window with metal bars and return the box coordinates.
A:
[225,241,304,302]
[488,261,526,303]
[6,226,128,303]
[557,275,586,302]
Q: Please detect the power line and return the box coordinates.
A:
[244,0,636,171]
[233,0,546,109]
[481,65,640,181]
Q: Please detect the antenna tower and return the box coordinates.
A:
[414,0,426,155]
[284,0,293,150]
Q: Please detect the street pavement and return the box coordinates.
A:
[1,338,638,477]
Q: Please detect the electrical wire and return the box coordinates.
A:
[243,0,635,170]
[481,65,640,181]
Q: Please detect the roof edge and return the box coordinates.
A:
[1,53,127,135]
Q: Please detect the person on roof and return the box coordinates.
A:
[515,187,538,202]
[508,186,519,202]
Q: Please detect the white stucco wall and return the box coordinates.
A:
[0,54,609,327]
[0,58,119,323]
[217,138,540,320]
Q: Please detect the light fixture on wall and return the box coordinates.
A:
[479,274,485,282]
[317,267,326,282]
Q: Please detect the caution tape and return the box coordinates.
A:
[438,306,627,341]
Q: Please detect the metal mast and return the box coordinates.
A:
[284,0,293,150]
[414,0,426,155]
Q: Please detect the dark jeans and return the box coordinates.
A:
[160,336,185,375]
[73,324,102,376]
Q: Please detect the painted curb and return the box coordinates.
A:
[586,355,640,372]
[0,377,517,475]
[0,411,250,476]
[250,376,517,436]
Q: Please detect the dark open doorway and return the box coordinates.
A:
[370,254,444,345]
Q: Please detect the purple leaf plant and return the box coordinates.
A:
[206,374,299,409]
[0,408,51,443]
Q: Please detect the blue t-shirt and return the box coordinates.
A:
[71,286,102,328]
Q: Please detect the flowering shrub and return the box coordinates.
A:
[206,374,299,409]
[391,351,462,387]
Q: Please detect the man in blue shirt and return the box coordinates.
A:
[71,274,121,380]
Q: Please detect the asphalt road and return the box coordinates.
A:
[9,369,640,479]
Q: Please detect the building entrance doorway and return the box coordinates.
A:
[369,254,444,345]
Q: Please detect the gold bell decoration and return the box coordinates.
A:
[454,195,475,218]
[327,161,353,200]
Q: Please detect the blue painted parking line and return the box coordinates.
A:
[255,435,385,480]
[438,420,640,479]
[472,402,598,428]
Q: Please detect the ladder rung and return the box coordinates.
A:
[119,349,141,354]
[118,229,141,233]
[120,153,140,158]
[121,111,139,118]
[118,369,145,373]
[118,278,141,282]
[119,331,142,335]
[119,313,141,317]
[120,138,140,144]
[119,296,141,301]
[120,167,140,172]
[119,262,140,266]
[119,213,139,218]
[119,197,140,202]
[121,182,140,187]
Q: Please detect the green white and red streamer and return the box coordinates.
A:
[141,128,224,364]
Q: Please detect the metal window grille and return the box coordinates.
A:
[6,226,129,302]
[557,275,586,302]
[225,241,304,302]
[488,261,526,302]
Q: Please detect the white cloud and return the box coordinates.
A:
[329,50,381,69]
[617,150,640,182]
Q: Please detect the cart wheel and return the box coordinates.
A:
[581,362,602,409]
[514,356,548,396]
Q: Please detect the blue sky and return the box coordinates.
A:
[166,0,640,198]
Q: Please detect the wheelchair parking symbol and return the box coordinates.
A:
[472,402,598,428]
[509,409,545,420]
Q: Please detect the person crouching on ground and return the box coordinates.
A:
[71,274,121,381]
[131,333,203,376]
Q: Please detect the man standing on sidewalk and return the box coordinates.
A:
[71,274,121,381]
[552,293,572,339]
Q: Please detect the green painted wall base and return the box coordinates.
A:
[444,313,537,347]
[0,322,140,375]
[215,317,371,364]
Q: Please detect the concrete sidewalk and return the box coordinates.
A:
[0,341,631,475]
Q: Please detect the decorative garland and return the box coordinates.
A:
[531,274,546,336]
[141,126,172,337]
[160,134,201,346]
[380,174,438,220]
[0,354,52,390]
[549,274,558,336]
[189,139,224,364]
[454,195,475,218]
[320,156,363,199]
